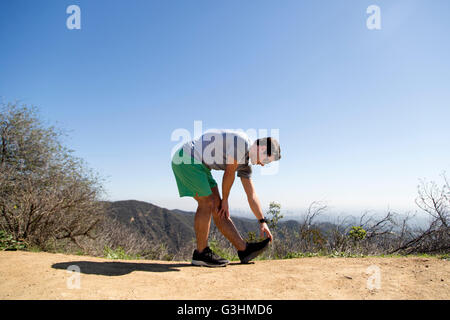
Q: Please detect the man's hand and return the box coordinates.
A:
[218,199,230,219]
[260,222,273,241]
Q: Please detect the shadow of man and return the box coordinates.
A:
[52,261,192,276]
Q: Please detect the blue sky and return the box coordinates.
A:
[1,0,449,217]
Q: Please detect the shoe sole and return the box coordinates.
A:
[240,243,270,264]
[191,260,227,268]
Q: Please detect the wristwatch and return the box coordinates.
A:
[258,218,268,224]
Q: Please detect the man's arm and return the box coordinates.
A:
[218,156,239,219]
[222,157,238,203]
[240,177,264,220]
[240,177,273,240]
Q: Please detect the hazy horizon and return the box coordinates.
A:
[105,196,430,221]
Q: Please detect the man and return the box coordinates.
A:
[171,130,281,267]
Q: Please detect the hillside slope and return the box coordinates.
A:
[105,200,196,252]
[0,251,448,300]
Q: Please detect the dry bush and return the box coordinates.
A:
[0,103,104,251]
[92,217,174,260]
[389,175,449,254]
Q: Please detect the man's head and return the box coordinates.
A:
[249,137,281,166]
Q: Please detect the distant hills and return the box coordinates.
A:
[103,200,261,253]
[102,200,339,254]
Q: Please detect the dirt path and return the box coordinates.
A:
[0,251,448,300]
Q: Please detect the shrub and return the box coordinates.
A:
[348,226,367,241]
[0,103,105,251]
[0,230,27,251]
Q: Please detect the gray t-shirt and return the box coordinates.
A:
[182,130,253,179]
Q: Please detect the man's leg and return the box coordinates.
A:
[193,194,214,253]
[210,187,247,251]
[192,188,269,265]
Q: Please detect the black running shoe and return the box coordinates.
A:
[191,247,229,267]
[201,247,229,265]
[238,238,271,264]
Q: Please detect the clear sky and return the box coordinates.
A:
[1,0,449,217]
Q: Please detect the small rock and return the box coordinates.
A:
[344,275,352,280]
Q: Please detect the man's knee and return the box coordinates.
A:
[196,195,215,211]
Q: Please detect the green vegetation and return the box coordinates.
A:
[0,230,27,251]
[209,240,239,262]
[266,202,283,231]
[103,246,140,260]
[348,226,367,241]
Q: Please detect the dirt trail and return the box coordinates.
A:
[0,251,448,300]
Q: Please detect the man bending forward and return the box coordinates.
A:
[171,130,281,267]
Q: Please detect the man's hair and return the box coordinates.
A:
[256,137,281,160]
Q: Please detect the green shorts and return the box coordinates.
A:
[171,148,218,197]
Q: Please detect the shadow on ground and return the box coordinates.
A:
[51,261,192,276]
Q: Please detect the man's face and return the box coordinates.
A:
[252,145,275,166]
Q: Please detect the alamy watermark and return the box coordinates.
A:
[64,5,381,31]
[366,265,381,290]
[66,5,81,30]
[367,5,381,30]
[66,265,81,289]
[170,121,280,175]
